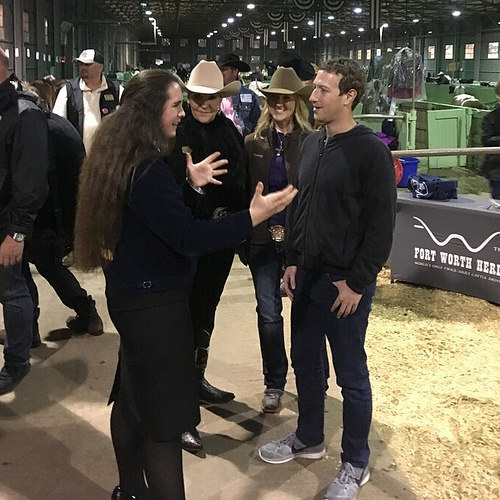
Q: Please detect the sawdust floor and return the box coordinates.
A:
[368,268,500,499]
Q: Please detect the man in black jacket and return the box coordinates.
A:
[481,80,500,205]
[258,58,397,500]
[0,48,48,395]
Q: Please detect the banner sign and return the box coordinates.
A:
[390,193,500,304]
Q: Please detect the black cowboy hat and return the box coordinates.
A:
[218,53,251,72]
[277,50,315,81]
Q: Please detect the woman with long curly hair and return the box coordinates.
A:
[73,69,296,500]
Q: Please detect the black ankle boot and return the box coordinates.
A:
[199,377,235,405]
[111,485,137,499]
[181,428,203,453]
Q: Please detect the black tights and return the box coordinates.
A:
[110,398,186,500]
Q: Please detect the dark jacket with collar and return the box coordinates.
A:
[286,125,396,293]
[231,85,261,137]
[481,104,500,181]
[104,159,252,294]
[0,78,48,238]
[245,126,310,244]
[169,107,248,220]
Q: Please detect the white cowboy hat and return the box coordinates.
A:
[185,60,241,97]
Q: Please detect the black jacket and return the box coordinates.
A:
[169,107,248,220]
[286,125,397,293]
[481,105,500,181]
[0,78,48,238]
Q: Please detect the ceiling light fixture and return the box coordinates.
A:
[353,7,362,14]
[227,17,234,23]
[358,27,365,32]
[236,13,242,17]
[307,20,314,26]
[247,3,255,9]
[340,30,346,35]
[412,18,420,23]
[452,10,461,17]
[327,15,335,20]
[222,22,227,27]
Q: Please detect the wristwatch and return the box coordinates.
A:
[10,232,26,242]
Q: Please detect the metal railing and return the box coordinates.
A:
[391,146,500,158]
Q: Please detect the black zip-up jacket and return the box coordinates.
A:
[481,104,500,182]
[286,125,397,293]
[0,78,48,238]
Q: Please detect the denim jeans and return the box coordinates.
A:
[23,241,95,321]
[291,267,376,468]
[248,242,288,391]
[0,261,33,366]
[490,180,500,200]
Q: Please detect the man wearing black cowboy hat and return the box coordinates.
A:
[277,50,316,84]
[218,53,261,137]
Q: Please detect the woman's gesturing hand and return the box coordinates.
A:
[249,182,298,227]
[185,151,228,188]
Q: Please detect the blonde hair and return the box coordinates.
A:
[254,96,312,139]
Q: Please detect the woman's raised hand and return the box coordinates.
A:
[185,151,228,188]
[249,182,298,227]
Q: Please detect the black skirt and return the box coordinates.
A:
[107,288,200,441]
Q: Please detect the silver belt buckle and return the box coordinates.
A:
[269,225,285,242]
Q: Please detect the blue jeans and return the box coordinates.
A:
[248,243,287,391]
[23,234,95,320]
[0,261,33,366]
[490,180,500,200]
[291,267,376,468]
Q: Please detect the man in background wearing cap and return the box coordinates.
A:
[219,53,261,137]
[53,49,122,152]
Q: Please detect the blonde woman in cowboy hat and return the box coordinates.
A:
[244,67,313,414]
[168,60,249,453]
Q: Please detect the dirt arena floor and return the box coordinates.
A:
[368,268,500,499]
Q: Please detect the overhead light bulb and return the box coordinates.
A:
[247,3,255,9]
[353,7,362,14]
